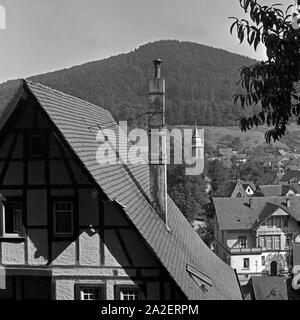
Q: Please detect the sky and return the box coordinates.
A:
[0,0,293,83]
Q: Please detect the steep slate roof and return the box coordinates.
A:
[250,276,288,300]
[213,196,300,231]
[0,80,242,300]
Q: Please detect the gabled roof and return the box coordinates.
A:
[250,276,288,300]
[256,171,277,186]
[0,80,242,300]
[281,170,300,182]
[213,196,300,231]
[257,184,298,197]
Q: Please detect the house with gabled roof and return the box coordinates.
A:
[213,196,300,285]
[280,170,300,184]
[242,276,288,300]
[0,75,242,300]
[256,184,300,197]
[229,180,256,198]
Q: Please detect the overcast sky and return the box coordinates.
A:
[0,0,292,83]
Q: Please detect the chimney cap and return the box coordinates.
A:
[153,58,162,64]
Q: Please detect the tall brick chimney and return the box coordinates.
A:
[148,59,168,225]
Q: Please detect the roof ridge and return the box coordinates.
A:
[24,79,111,116]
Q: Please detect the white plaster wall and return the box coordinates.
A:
[1,242,25,264]
[52,242,76,265]
[56,280,75,300]
[79,229,100,266]
[27,230,48,265]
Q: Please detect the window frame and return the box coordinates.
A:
[52,197,75,239]
[238,236,247,248]
[243,258,250,269]
[75,283,106,300]
[0,196,25,238]
[29,134,44,158]
[273,235,281,250]
[114,284,145,301]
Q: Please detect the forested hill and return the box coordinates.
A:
[1,40,257,126]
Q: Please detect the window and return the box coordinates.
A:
[115,285,144,300]
[243,258,250,269]
[274,235,281,250]
[0,198,23,237]
[260,235,281,251]
[283,216,289,228]
[286,234,292,248]
[266,236,272,250]
[238,236,247,248]
[29,135,44,157]
[261,256,265,266]
[75,284,105,300]
[274,216,281,228]
[53,200,74,237]
[266,218,273,227]
[259,236,266,248]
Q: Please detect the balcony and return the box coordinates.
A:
[229,246,293,255]
[229,247,262,255]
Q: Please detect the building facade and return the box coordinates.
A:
[213,197,300,285]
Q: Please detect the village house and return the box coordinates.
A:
[255,184,300,197]
[213,196,300,286]
[229,180,256,198]
[242,276,288,300]
[280,170,300,185]
[0,64,242,300]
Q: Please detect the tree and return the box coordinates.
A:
[207,159,231,197]
[230,0,300,142]
[167,164,210,221]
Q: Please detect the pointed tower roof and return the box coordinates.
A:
[192,121,204,146]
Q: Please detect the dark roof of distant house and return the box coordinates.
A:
[284,158,300,168]
[248,155,270,163]
[258,184,298,197]
[219,148,233,156]
[250,276,288,300]
[293,243,300,267]
[281,170,300,183]
[213,196,300,230]
[0,80,242,300]
[256,171,277,186]
[233,154,247,159]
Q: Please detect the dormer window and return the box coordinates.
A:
[29,134,44,157]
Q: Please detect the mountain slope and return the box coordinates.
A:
[1,40,256,126]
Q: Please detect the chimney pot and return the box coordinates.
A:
[287,199,291,208]
[249,198,253,208]
[153,59,162,79]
